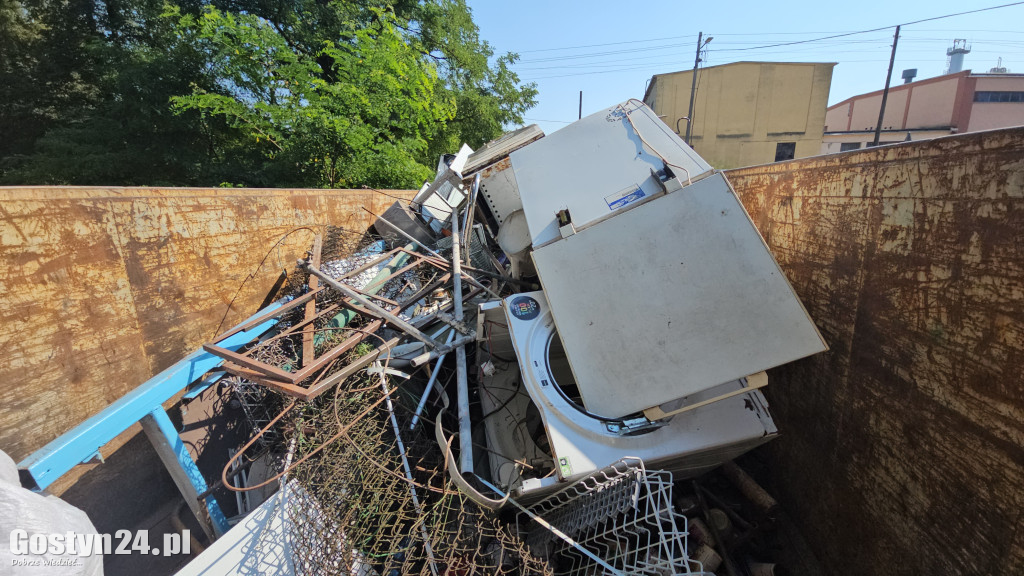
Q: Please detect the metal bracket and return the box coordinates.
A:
[643,372,769,421]
[435,310,472,335]
[556,208,576,239]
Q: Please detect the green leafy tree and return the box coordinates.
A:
[170,5,454,188]
[398,0,536,156]
[2,0,259,185]
[1,0,536,187]
[172,1,537,188]
[0,0,99,179]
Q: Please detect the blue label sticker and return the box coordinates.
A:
[604,185,646,211]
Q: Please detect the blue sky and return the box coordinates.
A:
[466,0,1024,135]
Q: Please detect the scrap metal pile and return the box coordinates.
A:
[205,100,828,576]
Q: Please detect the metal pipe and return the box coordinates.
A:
[449,190,473,474]
[378,368,439,575]
[409,333,477,368]
[694,479,740,576]
[461,174,481,257]
[300,260,440,350]
[315,246,414,349]
[410,329,456,430]
[416,253,538,290]
[458,273,501,300]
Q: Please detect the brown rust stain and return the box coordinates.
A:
[478,156,512,179]
[726,126,1024,576]
[0,186,414,491]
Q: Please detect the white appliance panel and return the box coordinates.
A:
[510,100,712,248]
[502,291,777,489]
[530,172,827,417]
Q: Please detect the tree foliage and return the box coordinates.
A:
[0,0,536,188]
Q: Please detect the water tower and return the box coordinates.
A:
[946,39,971,74]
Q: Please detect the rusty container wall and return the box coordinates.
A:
[726,127,1024,576]
[0,187,413,494]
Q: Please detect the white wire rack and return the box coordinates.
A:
[524,457,700,576]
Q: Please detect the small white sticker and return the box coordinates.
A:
[604,184,646,211]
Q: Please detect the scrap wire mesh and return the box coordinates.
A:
[234,238,442,397]
[228,376,286,448]
[432,225,495,274]
[281,369,553,576]
[525,458,696,576]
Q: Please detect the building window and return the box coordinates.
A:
[839,142,862,152]
[774,142,796,162]
[974,91,1024,103]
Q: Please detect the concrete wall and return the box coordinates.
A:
[968,76,1024,132]
[823,72,1024,152]
[825,71,968,135]
[819,129,950,155]
[0,186,413,493]
[726,127,1024,576]
[645,62,834,169]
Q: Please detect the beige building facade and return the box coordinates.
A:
[822,70,1024,153]
[643,61,835,169]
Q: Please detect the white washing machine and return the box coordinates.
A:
[490,291,778,497]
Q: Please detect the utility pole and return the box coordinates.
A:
[685,32,711,145]
[873,25,900,147]
[579,91,583,119]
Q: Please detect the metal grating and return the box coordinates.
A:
[525,458,698,576]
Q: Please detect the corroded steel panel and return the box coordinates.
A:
[0,187,413,492]
[726,126,1024,576]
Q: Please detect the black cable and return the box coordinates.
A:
[481,340,516,365]
[475,376,522,427]
[717,1,1024,52]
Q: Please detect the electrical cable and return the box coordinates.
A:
[615,99,692,185]
[475,375,522,428]
[518,33,696,54]
[715,2,1024,52]
[211,226,319,338]
[513,3,1024,83]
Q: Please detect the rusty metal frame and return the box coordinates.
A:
[301,235,323,366]
[207,251,458,400]
[221,277,474,402]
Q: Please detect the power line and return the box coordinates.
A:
[513,34,1024,73]
[515,29,904,54]
[523,117,574,124]
[716,1,1024,52]
[513,3,1024,82]
[517,34,696,53]
[519,41,694,63]
[512,3,1024,65]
